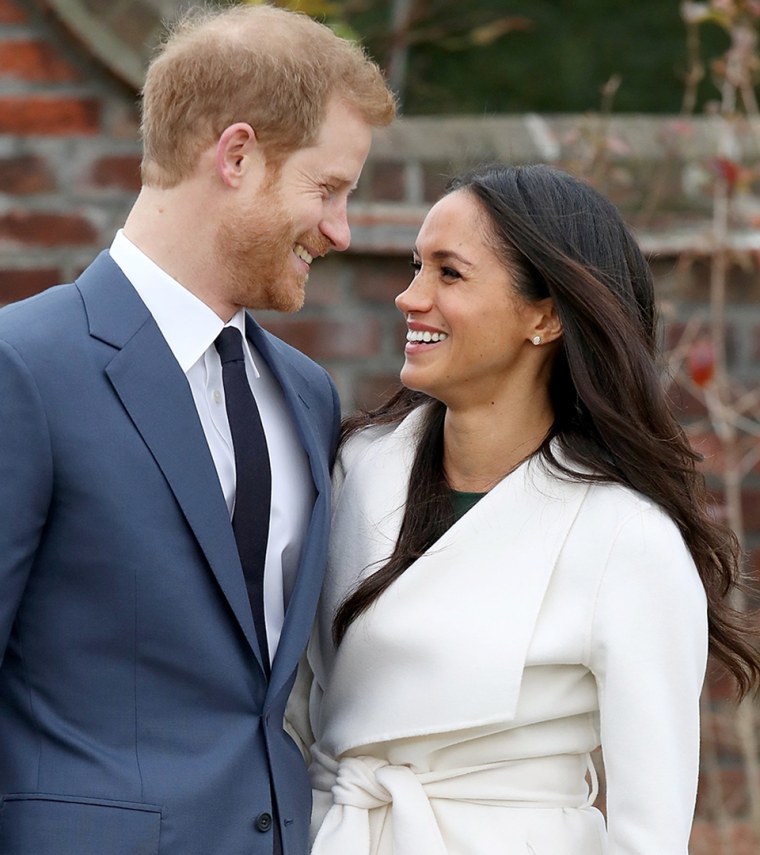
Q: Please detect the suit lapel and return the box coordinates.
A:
[245,315,325,495]
[245,316,332,697]
[77,254,264,669]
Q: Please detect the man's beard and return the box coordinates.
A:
[215,183,315,314]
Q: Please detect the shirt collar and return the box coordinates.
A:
[109,230,258,375]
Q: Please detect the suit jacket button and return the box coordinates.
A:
[255,812,273,833]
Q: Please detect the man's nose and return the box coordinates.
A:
[322,202,351,252]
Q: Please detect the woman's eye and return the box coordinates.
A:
[441,266,461,280]
[410,259,422,275]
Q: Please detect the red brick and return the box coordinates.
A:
[696,766,751,816]
[662,319,692,352]
[303,256,342,307]
[752,323,760,363]
[0,96,100,135]
[700,696,746,760]
[749,549,760,585]
[0,40,83,83]
[0,267,59,303]
[0,210,97,246]
[739,487,760,533]
[107,101,141,140]
[355,373,403,411]
[704,659,743,702]
[261,317,382,360]
[664,313,739,376]
[690,820,760,855]
[664,320,738,376]
[90,154,142,192]
[423,163,451,202]
[687,427,725,477]
[352,256,412,304]
[370,161,406,202]
[0,0,27,24]
[0,154,55,193]
[673,254,760,304]
[665,381,708,420]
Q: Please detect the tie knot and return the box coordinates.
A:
[215,326,245,365]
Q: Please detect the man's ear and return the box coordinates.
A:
[530,298,562,345]
[215,123,258,188]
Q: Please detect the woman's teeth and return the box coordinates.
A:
[406,330,448,343]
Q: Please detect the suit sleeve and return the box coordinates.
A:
[0,339,53,660]
[588,506,708,855]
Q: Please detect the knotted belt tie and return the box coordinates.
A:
[310,748,598,855]
[311,752,447,855]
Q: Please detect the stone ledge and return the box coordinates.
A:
[346,202,760,256]
[368,114,760,163]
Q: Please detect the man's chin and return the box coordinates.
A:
[260,279,306,313]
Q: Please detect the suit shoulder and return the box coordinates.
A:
[282,341,326,379]
[257,326,337,399]
[0,282,83,348]
[259,327,324,372]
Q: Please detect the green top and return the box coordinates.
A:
[449,488,487,521]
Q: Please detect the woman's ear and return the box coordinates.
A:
[530,298,562,345]
[215,123,258,188]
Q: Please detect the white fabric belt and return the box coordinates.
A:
[310,748,598,855]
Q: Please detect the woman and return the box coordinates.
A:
[288,164,760,854]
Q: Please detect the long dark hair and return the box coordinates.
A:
[333,163,760,697]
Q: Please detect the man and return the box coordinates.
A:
[0,5,395,854]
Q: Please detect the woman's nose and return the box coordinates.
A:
[395,274,432,315]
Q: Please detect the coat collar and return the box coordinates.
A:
[314,406,590,755]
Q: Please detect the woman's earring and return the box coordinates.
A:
[532,335,542,346]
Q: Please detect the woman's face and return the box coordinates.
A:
[395,190,551,411]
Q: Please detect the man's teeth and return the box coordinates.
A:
[406,329,448,343]
[294,245,313,264]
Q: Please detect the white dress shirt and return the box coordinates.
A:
[109,230,315,660]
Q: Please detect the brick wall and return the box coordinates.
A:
[1,1,759,848]
[0,0,141,301]
[3,0,760,412]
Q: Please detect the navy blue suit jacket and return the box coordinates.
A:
[0,253,341,854]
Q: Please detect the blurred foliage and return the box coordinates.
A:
[231,1,744,115]
[234,0,360,40]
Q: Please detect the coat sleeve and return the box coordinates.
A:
[0,339,53,660]
[283,652,316,763]
[588,505,708,855]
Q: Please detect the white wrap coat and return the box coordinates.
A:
[291,407,709,854]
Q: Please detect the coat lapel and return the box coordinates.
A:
[317,408,590,754]
[77,254,263,668]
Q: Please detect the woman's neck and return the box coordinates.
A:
[442,399,554,493]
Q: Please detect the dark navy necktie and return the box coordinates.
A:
[215,327,271,677]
